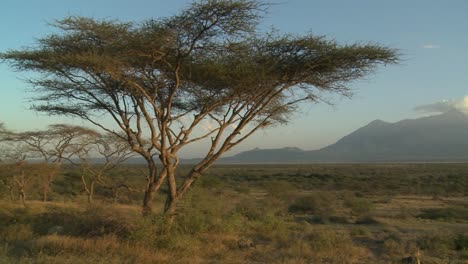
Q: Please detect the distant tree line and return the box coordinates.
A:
[0,123,134,206]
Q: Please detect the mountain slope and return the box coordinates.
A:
[222,147,306,163]
[221,110,468,163]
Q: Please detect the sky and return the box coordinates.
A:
[0,0,467,158]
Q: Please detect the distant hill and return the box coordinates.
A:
[222,147,306,163]
[219,110,468,163]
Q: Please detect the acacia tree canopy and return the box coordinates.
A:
[1,0,398,215]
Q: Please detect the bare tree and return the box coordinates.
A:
[78,132,134,203]
[0,0,398,216]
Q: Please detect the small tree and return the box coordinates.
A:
[13,124,97,201]
[78,132,134,203]
[0,123,6,139]
[1,143,33,207]
[0,124,15,200]
[1,0,398,215]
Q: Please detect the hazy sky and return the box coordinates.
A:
[1,0,467,157]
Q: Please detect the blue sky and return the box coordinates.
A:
[1,0,467,157]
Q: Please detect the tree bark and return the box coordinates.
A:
[88,181,95,203]
[42,169,57,202]
[42,184,49,202]
[112,187,118,203]
[142,162,166,215]
[8,186,14,201]
[162,161,178,223]
[19,188,26,207]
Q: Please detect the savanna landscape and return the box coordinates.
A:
[0,163,467,263]
[0,0,467,263]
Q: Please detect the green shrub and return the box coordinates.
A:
[460,249,468,260]
[236,196,286,222]
[234,182,251,194]
[355,215,380,225]
[174,207,216,234]
[382,235,404,256]
[198,175,223,189]
[455,234,468,251]
[33,205,136,238]
[305,228,355,252]
[350,226,372,238]
[250,212,291,245]
[288,192,336,218]
[344,197,375,217]
[262,180,296,198]
[173,187,231,234]
[0,224,34,242]
[418,207,468,221]
[130,214,177,249]
[416,232,456,255]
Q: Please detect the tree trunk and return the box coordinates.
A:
[8,187,14,201]
[112,187,118,203]
[81,171,91,203]
[19,188,26,207]
[42,170,56,202]
[142,162,166,215]
[42,185,49,202]
[88,180,95,203]
[164,166,178,223]
[15,171,27,207]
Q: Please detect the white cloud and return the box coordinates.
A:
[414,95,468,114]
[422,44,440,49]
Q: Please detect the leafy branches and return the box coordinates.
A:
[0,0,398,215]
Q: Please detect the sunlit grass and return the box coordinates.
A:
[0,163,467,263]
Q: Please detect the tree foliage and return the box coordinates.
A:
[1,0,398,215]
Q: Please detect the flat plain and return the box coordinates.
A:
[0,163,467,263]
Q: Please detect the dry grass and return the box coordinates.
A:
[1,163,467,263]
[35,235,171,263]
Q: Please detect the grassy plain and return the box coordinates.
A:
[0,163,467,263]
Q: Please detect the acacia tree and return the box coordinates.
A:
[13,124,97,201]
[0,123,5,138]
[0,123,15,201]
[78,132,134,203]
[1,142,33,207]
[1,0,398,215]
[0,124,16,200]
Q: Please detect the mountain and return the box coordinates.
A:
[222,147,306,163]
[220,110,468,163]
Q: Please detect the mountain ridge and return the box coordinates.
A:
[218,110,468,163]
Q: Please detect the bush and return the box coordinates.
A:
[344,197,375,217]
[198,175,224,189]
[0,224,34,242]
[262,180,296,198]
[288,191,336,219]
[382,236,404,256]
[33,205,136,238]
[355,215,380,225]
[350,226,372,237]
[455,234,468,251]
[416,232,456,255]
[236,196,286,221]
[173,187,234,235]
[306,228,353,251]
[418,207,468,221]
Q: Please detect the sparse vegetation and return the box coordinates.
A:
[0,163,466,263]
